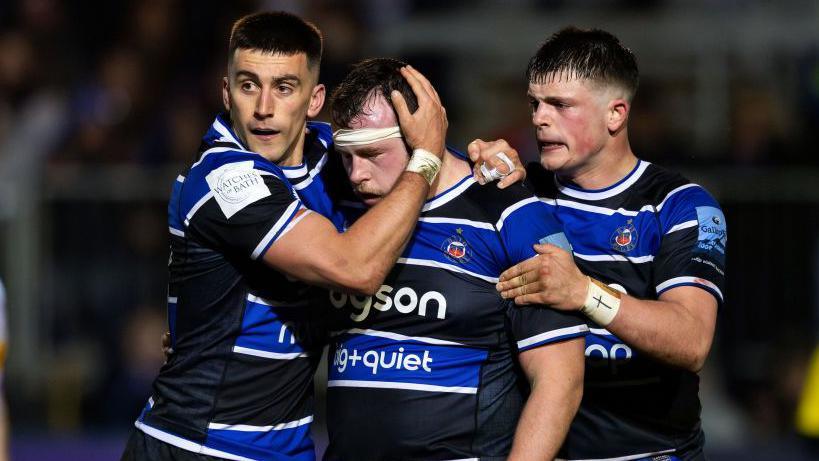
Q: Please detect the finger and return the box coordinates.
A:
[400,66,434,104]
[500,279,539,301]
[533,243,563,255]
[497,267,539,292]
[404,65,440,105]
[390,90,412,125]
[513,293,540,306]
[472,162,487,185]
[467,139,486,162]
[499,256,541,282]
[497,169,525,189]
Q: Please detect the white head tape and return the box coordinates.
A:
[333,126,402,147]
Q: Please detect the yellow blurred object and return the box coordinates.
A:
[796,345,819,437]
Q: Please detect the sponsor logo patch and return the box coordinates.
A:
[693,206,727,265]
[610,219,637,253]
[205,161,271,218]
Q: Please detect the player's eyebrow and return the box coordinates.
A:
[353,146,382,157]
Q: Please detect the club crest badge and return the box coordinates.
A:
[442,228,472,264]
[610,219,637,253]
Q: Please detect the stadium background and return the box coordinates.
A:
[1,0,818,459]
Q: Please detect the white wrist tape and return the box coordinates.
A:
[406,148,442,185]
[333,126,402,147]
[580,277,622,326]
[479,152,515,182]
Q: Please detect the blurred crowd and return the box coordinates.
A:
[1,0,818,458]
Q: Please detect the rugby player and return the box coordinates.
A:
[486,28,727,460]
[122,12,448,461]
[323,58,589,460]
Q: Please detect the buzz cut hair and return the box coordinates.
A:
[330,58,418,129]
[228,11,323,71]
[526,27,639,100]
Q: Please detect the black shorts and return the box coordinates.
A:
[121,428,225,461]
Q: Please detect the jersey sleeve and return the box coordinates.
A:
[508,306,588,352]
[652,185,727,304]
[496,193,573,264]
[188,160,308,260]
[496,188,588,351]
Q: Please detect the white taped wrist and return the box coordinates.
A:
[406,148,442,185]
[580,277,622,326]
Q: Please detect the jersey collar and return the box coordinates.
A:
[554,160,649,201]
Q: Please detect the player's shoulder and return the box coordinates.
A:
[307,120,333,148]
[639,162,720,213]
[462,181,546,223]
[524,162,559,198]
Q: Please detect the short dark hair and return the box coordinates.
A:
[330,58,418,128]
[229,11,323,71]
[526,27,639,99]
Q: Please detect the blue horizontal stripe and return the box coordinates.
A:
[205,424,314,461]
[401,221,504,280]
[559,211,660,258]
[329,333,487,389]
[234,302,307,354]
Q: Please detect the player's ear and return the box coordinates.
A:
[222,76,231,112]
[307,83,325,118]
[607,97,629,135]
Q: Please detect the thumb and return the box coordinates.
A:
[533,243,558,255]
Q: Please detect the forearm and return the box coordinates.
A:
[509,339,584,461]
[606,294,714,371]
[336,172,429,292]
[509,382,580,460]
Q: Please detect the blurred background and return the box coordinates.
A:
[1,0,818,459]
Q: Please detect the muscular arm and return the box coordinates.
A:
[508,337,584,461]
[605,286,716,372]
[264,172,428,294]
[497,244,718,372]
[265,65,448,295]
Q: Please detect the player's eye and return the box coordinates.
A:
[528,99,538,112]
[240,81,258,92]
[277,84,294,95]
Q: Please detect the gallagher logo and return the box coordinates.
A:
[441,228,471,264]
[610,219,637,253]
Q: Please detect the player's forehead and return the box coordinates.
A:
[348,92,398,129]
[527,73,597,98]
[229,48,312,78]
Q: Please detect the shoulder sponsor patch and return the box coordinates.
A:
[539,232,573,252]
[205,160,271,218]
[693,206,727,266]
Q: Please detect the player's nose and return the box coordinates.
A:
[254,88,275,119]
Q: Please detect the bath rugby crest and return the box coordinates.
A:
[442,228,472,263]
[610,219,637,252]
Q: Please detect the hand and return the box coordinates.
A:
[161,331,172,364]
[467,138,526,189]
[496,243,587,309]
[391,65,448,158]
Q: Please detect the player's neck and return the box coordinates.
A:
[429,150,471,199]
[563,144,638,191]
[275,133,306,168]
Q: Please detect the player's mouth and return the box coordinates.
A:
[249,127,281,141]
[538,140,565,153]
[356,192,382,206]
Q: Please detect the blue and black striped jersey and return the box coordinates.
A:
[527,160,727,461]
[324,172,589,461]
[136,114,333,461]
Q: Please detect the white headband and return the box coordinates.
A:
[333,126,403,147]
